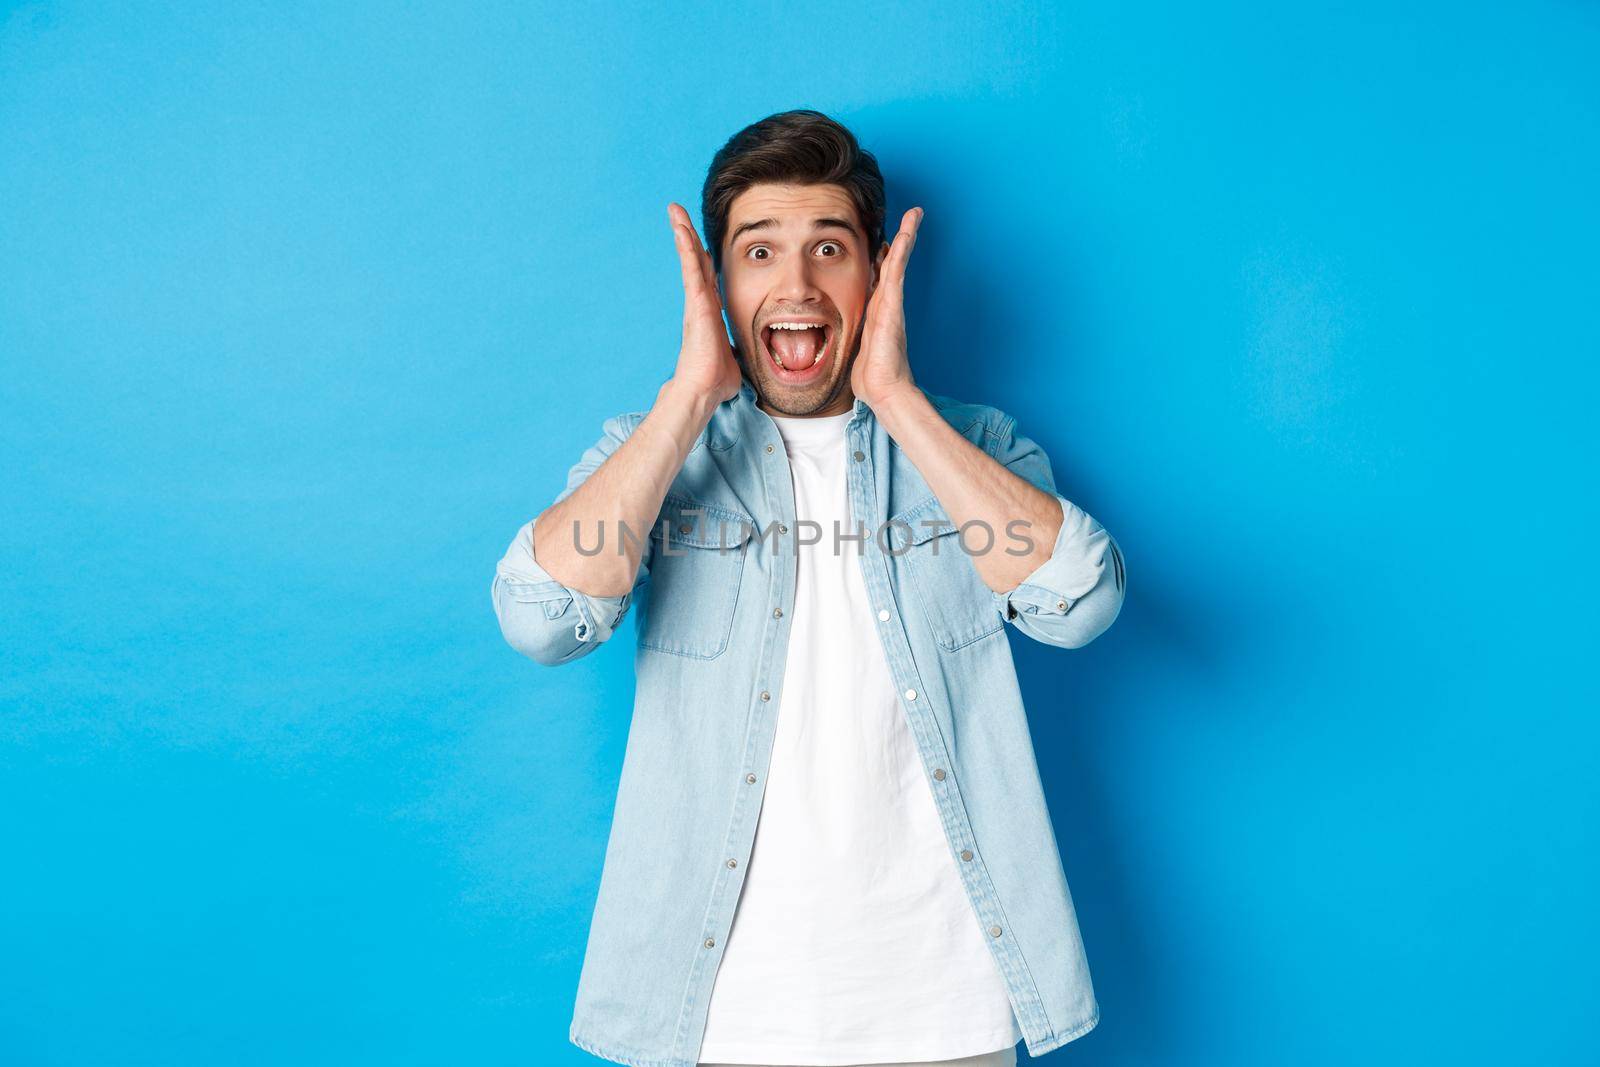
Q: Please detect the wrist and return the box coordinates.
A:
[869,382,928,428]
[658,376,721,426]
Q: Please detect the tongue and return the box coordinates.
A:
[770,327,823,369]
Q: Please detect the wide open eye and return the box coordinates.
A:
[816,241,842,257]
[748,246,771,261]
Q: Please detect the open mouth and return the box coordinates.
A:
[761,319,834,381]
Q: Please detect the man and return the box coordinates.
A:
[491,110,1125,1067]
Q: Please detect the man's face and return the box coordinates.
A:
[718,182,885,417]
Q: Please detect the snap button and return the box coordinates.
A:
[765,444,774,454]
[773,608,783,619]
[745,773,757,783]
[904,688,917,701]
[933,768,946,781]
[1057,600,1067,611]
[705,937,716,948]
[877,609,890,622]
[727,858,737,869]
[853,450,865,462]
[961,849,973,861]
[760,690,770,702]
[779,523,788,534]
[989,925,1002,938]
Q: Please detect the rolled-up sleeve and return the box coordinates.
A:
[986,413,1126,649]
[491,412,650,666]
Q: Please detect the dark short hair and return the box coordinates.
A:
[700,109,886,275]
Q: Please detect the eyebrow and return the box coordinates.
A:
[727,216,861,246]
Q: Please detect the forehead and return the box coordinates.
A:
[725,182,861,237]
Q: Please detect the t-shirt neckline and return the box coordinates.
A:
[770,409,854,448]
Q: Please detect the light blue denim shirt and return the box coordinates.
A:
[491,377,1125,1066]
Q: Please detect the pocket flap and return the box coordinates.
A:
[653,495,756,550]
[890,496,959,548]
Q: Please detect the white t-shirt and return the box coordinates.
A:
[696,408,1022,1065]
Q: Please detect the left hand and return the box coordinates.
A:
[850,206,924,411]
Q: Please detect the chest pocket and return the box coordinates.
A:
[639,495,754,660]
[891,497,1005,652]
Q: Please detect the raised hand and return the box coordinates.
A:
[667,202,742,406]
[850,206,924,411]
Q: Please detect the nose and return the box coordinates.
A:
[773,249,824,307]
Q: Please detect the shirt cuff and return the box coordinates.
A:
[990,493,1113,622]
[494,513,632,646]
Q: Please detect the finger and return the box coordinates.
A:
[684,213,720,298]
[876,207,923,311]
[670,202,723,306]
[668,203,711,302]
[886,207,922,281]
[696,236,719,301]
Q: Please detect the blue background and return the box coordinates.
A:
[3,2,1595,1064]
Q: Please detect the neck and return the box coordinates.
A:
[757,391,856,419]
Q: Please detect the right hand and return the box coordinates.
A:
[667,202,742,406]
